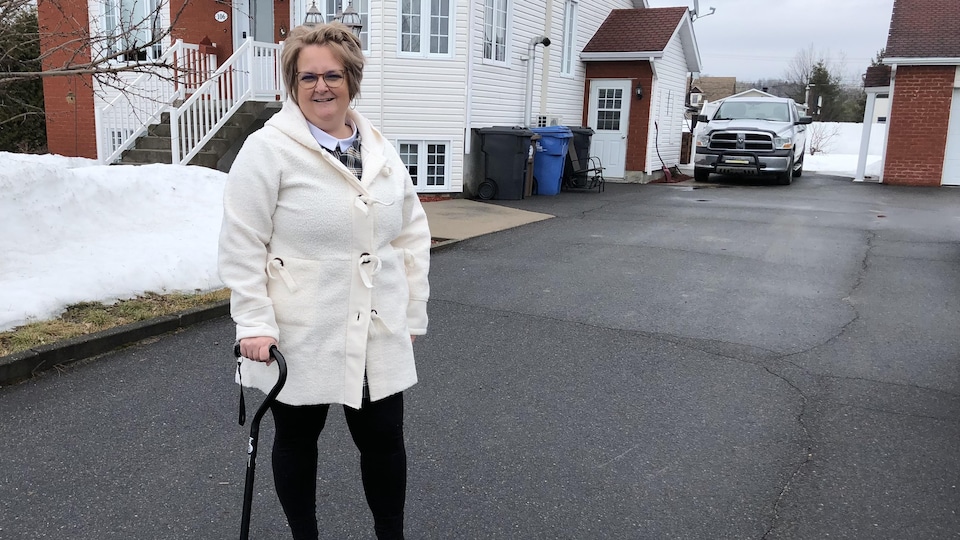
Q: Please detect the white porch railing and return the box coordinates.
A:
[170,39,286,166]
[95,40,217,164]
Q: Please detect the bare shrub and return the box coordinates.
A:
[808,123,841,155]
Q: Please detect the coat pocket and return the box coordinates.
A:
[265,255,325,327]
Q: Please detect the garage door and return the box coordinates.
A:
[943,88,960,186]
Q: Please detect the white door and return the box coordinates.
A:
[233,0,249,50]
[233,0,273,48]
[587,80,631,178]
[942,88,960,186]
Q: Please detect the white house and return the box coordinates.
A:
[39,0,701,192]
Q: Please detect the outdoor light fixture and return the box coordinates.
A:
[303,0,324,27]
[635,82,644,100]
[341,1,363,38]
[331,5,343,22]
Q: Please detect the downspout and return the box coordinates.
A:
[464,0,476,153]
[524,36,551,127]
[538,0,553,120]
[379,0,385,129]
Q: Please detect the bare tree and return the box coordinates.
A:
[808,123,842,155]
[0,0,189,89]
[782,44,847,103]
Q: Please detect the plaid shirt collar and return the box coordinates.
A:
[326,135,363,180]
[306,121,363,180]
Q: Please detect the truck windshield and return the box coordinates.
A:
[715,101,791,122]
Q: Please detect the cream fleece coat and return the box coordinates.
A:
[218,100,431,409]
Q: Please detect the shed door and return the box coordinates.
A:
[588,80,631,178]
[943,88,960,186]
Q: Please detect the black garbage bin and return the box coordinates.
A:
[563,126,595,187]
[477,126,535,200]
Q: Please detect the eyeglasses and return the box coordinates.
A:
[297,71,346,89]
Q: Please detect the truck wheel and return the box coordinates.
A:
[793,152,804,178]
[694,168,710,182]
[776,158,794,185]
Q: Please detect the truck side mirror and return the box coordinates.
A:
[697,114,710,123]
[797,116,813,125]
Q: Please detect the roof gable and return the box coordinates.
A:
[690,76,737,102]
[583,7,690,55]
[864,65,892,88]
[885,0,960,60]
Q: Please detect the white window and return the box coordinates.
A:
[399,0,452,57]
[102,0,163,61]
[483,0,508,63]
[322,0,370,51]
[398,141,450,191]
[560,0,577,75]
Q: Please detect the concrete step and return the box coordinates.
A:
[119,100,282,170]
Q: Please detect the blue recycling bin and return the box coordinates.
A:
[531,126,573,195]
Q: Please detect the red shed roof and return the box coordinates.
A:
[583,7,690,55]
[885,0,960,59]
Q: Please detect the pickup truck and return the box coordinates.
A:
[693,96,812,185]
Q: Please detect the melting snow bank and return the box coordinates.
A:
[0,152,227,331]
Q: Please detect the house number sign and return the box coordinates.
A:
[215,11,228,22]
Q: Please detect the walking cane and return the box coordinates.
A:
[234,343,288,540]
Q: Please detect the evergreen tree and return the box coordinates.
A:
[808,61,843,121]
[0,7,46,152]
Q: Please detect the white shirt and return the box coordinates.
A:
[307,120,358,152]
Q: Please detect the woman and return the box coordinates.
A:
[218,23,430,540]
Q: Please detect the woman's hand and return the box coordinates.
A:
[410,335,416,343]
[239,337,279,364]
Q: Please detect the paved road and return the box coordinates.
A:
[2,174,959,539]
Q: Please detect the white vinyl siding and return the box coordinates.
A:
[355,0,465,193]
[534,0,634,129]
[645,29,688,172]
[482,0,508,63]
[399,0,453,57]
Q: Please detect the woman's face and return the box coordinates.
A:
[295,44,351,136]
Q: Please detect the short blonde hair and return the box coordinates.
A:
[281,24,364,100]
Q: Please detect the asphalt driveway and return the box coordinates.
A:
[1,173,958,539]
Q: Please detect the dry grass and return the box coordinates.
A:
[0,289,231,357]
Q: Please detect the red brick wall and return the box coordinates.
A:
[170,0,235,65]
[583,61,653,172]
[883,65,955,186]
[38,0,97,158]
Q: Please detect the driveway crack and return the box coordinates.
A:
[759,365,813,540]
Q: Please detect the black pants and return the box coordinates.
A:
[270,392,406,540]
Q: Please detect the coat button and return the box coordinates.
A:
[381,166,392,176]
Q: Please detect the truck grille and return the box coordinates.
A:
[709,132,774,151]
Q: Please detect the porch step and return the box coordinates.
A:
[116,100,281,170]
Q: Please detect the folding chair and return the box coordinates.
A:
[563,144,605,192]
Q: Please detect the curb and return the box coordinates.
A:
[0,240,464,387]
[0,302,230,386]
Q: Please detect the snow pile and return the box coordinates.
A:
[0,152,226,330]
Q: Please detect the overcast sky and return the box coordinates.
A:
[647,0,896,85]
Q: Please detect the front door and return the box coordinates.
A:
[587,80,631,178]
[233,0,274,49]
[942,88,960,186]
